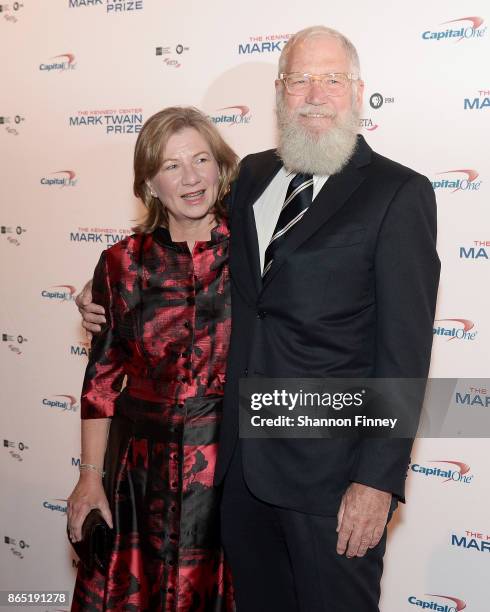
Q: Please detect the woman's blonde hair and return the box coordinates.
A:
[133,106,239,232]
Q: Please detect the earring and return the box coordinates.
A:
[146,181,157,198]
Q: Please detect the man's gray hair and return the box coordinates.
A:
[278,25,361,76]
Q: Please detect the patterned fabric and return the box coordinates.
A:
[262,173,313,277]
[71,220,234,611]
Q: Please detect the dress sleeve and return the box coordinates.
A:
[80,249,126,419]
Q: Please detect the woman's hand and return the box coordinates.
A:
[67,471,113,542]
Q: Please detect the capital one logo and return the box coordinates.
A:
[39,53,76,72]
[422,16,487,42]
[431,169,481,193]
[411,460,473,484]
[210,105,252,126]
[40,170,77,187]
[432,460,470,483]
[42,394,78,412]
[408,594,466,611]
[43,499,67,513]
[433,318,477,342]
[41,285,76,302]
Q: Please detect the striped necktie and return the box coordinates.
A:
[262,172,313,278]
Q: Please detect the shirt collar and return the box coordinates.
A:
[152,217,229,250]
[283,167,328,181]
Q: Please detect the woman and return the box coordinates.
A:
[67,106,239,611]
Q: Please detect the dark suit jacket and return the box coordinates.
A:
[215,135,440,516]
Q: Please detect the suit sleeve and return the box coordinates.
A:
[80,250,126,419]
[351,174,440,501]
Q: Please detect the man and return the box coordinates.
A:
[79,26,439,611]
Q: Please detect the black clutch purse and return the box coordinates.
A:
[68,509,114,574]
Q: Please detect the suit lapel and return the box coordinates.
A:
[261,136,372,291]
[231,151,282,298]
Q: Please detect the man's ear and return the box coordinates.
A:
[355,79,365,110]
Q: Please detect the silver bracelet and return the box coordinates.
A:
[79,463,105,477]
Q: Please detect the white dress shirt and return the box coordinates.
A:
[253,167,329,271]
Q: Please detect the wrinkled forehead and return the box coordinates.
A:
[285,34,350,72]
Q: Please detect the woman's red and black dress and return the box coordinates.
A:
[71,221,234,611]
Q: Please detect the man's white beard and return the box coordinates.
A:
[276,95,360,175]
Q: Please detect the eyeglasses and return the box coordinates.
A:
[279,72,359,96]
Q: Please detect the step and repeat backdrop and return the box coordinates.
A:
[1,0,489,610]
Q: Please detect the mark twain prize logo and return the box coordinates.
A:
[460,240,489,261]
[0,2,25,24]
[451,528,490,553]
[68,0,144,13]
[455,384,490,408]
[69,108,143,134]
[0,113,26,136]
[69,225,132,246]
[410,460,473,485]
[408,594,466,611]
[238,33,292,55]
[1,224,27,246]
[41,284,76,302]
[39,53,76,72]
[155,44,189,68]
[464,89,490,111]
[422,16,487,42]
[40,170,77,188]
[70,339,91,357]
[210,106,252,126]
[433,318,477,342]
[431,169,482,193]
[42,394,78,412]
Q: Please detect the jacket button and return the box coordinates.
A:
[244,368,248,376]
[257,310,267,319]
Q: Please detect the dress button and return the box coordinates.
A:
[183,320,191,328]
[167,587,175,594]
[171,481,178,488]
[169,533,178,541]
[170,505,177,513]
[168,559,175,566]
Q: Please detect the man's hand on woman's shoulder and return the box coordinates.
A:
[76,279,106,337]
